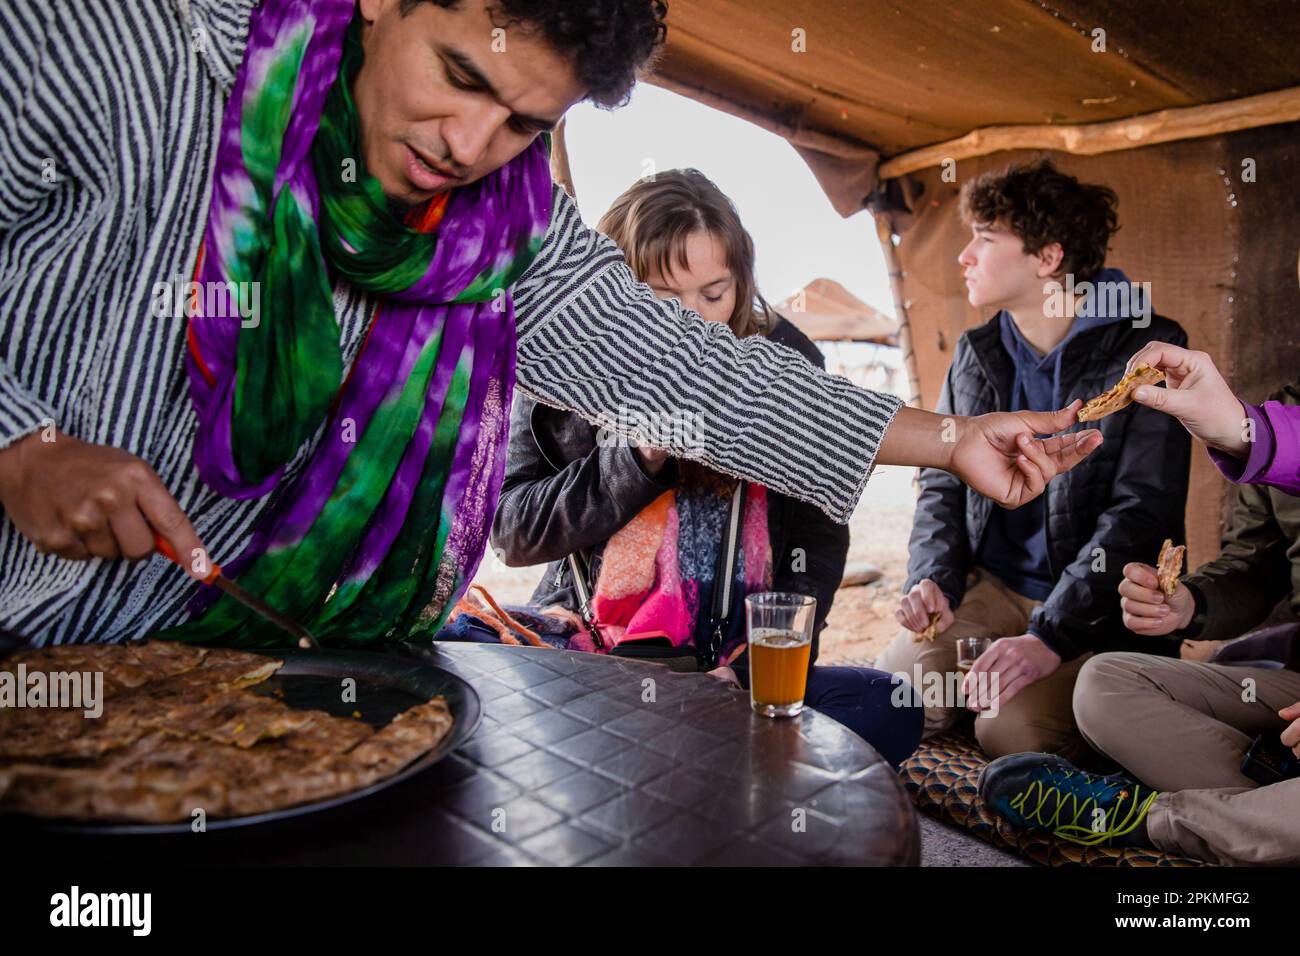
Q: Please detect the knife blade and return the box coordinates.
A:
[154,535,320,650]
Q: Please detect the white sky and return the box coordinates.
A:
[562,83,895,317]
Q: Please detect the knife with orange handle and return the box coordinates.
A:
[153,534,320,649]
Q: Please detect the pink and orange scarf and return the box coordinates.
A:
[575,477,773,660]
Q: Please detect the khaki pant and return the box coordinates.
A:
[1075,652,1300,866]
[875,569,1093,762]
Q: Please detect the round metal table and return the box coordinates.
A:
[15,643,920,865]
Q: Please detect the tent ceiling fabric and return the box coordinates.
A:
[650,0,1300,213]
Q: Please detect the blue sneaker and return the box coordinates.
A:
[979,752,1158,847]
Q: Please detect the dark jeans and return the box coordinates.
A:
[804,665,925,768]
[737,664,924,768]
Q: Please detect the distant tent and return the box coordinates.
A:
[776,278,899,344]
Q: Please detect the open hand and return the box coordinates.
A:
[949,402,1103,509]
[964,633,1061,712]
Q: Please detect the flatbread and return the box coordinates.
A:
[913,611,943,643]
[5,641,212,697]
[1077,365,1166,422]
[0,642,453,823]
[1156,538,1186,597]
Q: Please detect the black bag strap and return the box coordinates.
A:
[705,480,747,669]
[566,483,746,670]
[566,549,606,650]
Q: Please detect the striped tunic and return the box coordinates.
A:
[0,0,903,645]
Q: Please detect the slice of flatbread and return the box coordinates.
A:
[1077,365,1166,422]
[2,641,211,698]
[0,643,453,824]
[1156,539,1186,597]
[913,611,942,643]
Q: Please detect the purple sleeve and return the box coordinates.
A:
[1208,401,1300,496]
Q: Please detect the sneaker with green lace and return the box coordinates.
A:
[979,752,1159,848]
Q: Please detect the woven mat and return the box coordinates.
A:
[899,731,1204,867]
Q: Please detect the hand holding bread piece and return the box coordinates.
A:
[1077,365,1166,422]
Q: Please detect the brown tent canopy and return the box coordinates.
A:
[651,0,1300,212]
[777,278,899,343]
[647,0,1300,563]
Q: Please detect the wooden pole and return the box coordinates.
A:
[879,85,1300,181]
[873,212,921,408]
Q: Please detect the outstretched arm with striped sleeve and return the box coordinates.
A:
[512,187,1103,524]
[0,7,59,451]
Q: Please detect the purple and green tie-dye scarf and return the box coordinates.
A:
[163,0,553,646]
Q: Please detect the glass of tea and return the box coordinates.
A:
[956,637,992,674]
[745,592,816,717]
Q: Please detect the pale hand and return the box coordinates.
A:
[1125,342,1248,458]
[706,665,742,689]
[1279,702,1300,758]
[964,633,1061,712]
[634,444,671,476]
[1119,561,1195,636]
[895,578,954,635]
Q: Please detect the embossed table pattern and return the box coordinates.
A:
[14,643,920,866]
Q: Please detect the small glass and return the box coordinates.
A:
[955,637,992,674]
[745,592,816,717]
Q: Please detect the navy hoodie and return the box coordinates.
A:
[978,268,1147,605]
